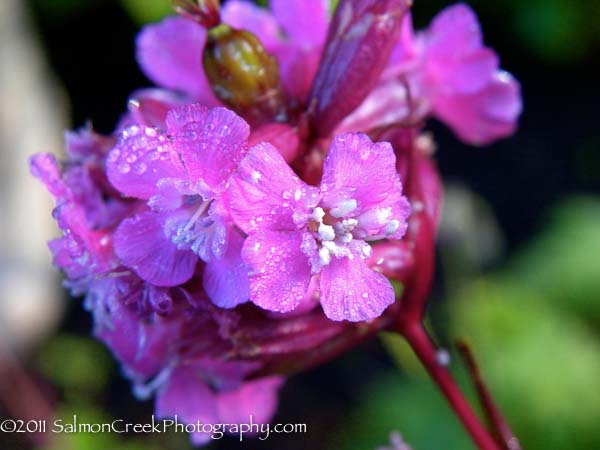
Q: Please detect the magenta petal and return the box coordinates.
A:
[433,71,522,145]
[248,123,300,163]
[30,153,69,199]
[426,3,483,60]
[136,16,217,103]
[320,256,395,322]
[166,104,250,193]
[321,133,409,235]
[217,376,284,424]
[222,1,281,50]
[123,88,186,130]
[271,0,328,47]
[278,47,322,102]
[107,126,185,200]
[203,230,250,308]
[435,48,499,95]
[156,366,218,441]
[339,79,412,132]
[114,211,197,286]
[242,230,311,313]
[95,286,180,378]
[229,143,317,233]
[367,241,414,281]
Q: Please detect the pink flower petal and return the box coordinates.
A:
[242,230,311,313]
[271,0,328,48]
[94,282,180,378]
[278,46,323,101]
[114,211,197,286]
[436,48,499,95]
[166,104,250,194]
[367,241,414,281]
[229,143,318,233]
[248,123,300,163]
[433,71,522,146]
[203,230,250,308]
[136,16,218,103]
[339,79,412,132]
[321,133,410,239]
[217,376,284,424]
[155,366,218,444]
[122,88,187,130]
[221,1,281,50]
[107,125,185,200]
[425,3,483,60]
[320,255,395,322]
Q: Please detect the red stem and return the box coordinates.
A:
[401,323,503,450]
[456,340,522,450]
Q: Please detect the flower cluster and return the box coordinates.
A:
[31,0,521,445]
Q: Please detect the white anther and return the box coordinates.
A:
[376,207,393,224]
[361,244,373,258]
[318,223,336,241]
[340,232,353,244]
[312,207,325,222]
[322,240,337,252]
[330,199,357,218]
[294,188,303,201]
[385,219,400,235]
[318,247,331,266]
[340,218,358,231]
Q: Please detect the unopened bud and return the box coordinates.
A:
[172,0,221,28]
[203,24,287,125]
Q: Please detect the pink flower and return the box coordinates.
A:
[30,0,521,445]
[106,104,251,308]
[344,3,523,145]
[229,132,411,321]
[156,367,283,445]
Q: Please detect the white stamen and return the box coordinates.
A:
[361,244,373,258]
[294,188,302,201]
[322,241,337,253]
[340,232,353,244]
[376,207,393,224]
[341,218,358,230]
[312,207,325,222]
[330,199,357,218]
[318,247,331,266]
[182,200,210,233]
[385,219,400,235]
[318,223,336,241]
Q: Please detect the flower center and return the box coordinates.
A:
[170,198,217,257]
[307,200,372,269]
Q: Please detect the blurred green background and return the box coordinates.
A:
[2,0,599,449]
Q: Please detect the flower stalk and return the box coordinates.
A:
[400,324,503,450]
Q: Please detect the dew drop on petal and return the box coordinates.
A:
[117,162,131,174]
